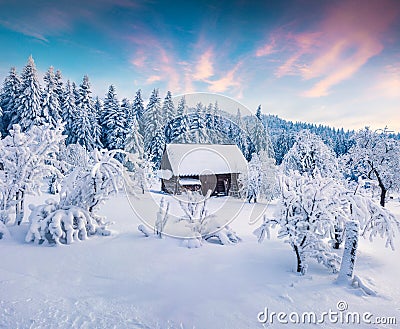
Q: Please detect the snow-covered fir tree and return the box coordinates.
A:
[192,102,209,143]
[42,66,62,127]
[205,103,214,129]
[255,104,262,120]
[282,129,339,178]
[248,106,274,157]
[143,88,162,151]
[121,98,133,127]
[0,67,20,134]
[54,69,64,107]
[101,85,128,151]
[162,90,175,125]
[171,96,190,142]
[342,127,400,207]
[0,106,3,136]
[90,98,103,151]
[132,89,145,135]
[176,96,186,117]
[94,96,103,115]
[15,56,44,131]
[62,80,77,144]
[228,109,247,155]
[72,75,102,151]
[148,128,165,167]
[93,96,103,144]
[125,114,144,157]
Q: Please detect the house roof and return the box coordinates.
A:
[163,144,248,176]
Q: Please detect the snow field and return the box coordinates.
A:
[1,192,399,328]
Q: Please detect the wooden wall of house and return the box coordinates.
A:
[199,174,217,196]
[162,176,178,194]
[160,152,173,172]
[162,172,243,197]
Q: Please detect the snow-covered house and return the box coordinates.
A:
[159,144,248,196]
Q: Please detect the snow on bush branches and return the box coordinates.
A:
[255,171,343,274]
[25,148,134,245]
[0,123,65,225]
[255,170,400,275]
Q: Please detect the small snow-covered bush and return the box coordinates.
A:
[26,149,133,245]
[255,171,343,274]
[25,201,99,245]
[155,197,169,238]
[138,190,242,247]
[239,150,277,203]
[178,190,241,246]
[178,190,215,240]
[0,123,66,225]
[255,169,400,275]
[0,219,10,240]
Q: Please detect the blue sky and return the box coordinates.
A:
[0,0,399,131]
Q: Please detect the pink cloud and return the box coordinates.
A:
[275,0,399,97]
[131,50,147,68]
[146,75,162,84]
[275,31,321,77]
[206,62,242,93]
[193,48,214,80]
[256,37,276,57]
[372,64,400,99]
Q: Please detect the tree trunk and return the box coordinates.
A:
[15,191,22,225]
[373,169,387,207]
[333,224,344,249]
[338,221,359,282]
[380,187,387,207]
[18,191,24,225]
[294,244,305,274]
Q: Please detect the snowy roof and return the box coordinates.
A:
[164,144,248,176]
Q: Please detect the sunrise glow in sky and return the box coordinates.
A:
[0,0,399,131]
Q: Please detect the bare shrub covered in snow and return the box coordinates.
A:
[178,190,241,247]
[25,200,97,245]
[25,149,133,245]
[256,168,400,275]
[0,218,10,240]
[255,171,346,274]
[0,123,65,225]
[155,197,169,238]
[342,127,400,207]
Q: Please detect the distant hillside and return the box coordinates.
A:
[263,114,400,164]
[264,115,354,165]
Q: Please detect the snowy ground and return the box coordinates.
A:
[1,190,400,328]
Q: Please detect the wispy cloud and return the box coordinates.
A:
[0,0,143,41]
[255,37,276,57]
[193,48,214,80]
[272,0,399,97]
[206,62,242,93]
[146,75,162,84]
[373,63,400,99]
[0,19,49,42]
[128,27,245,96]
